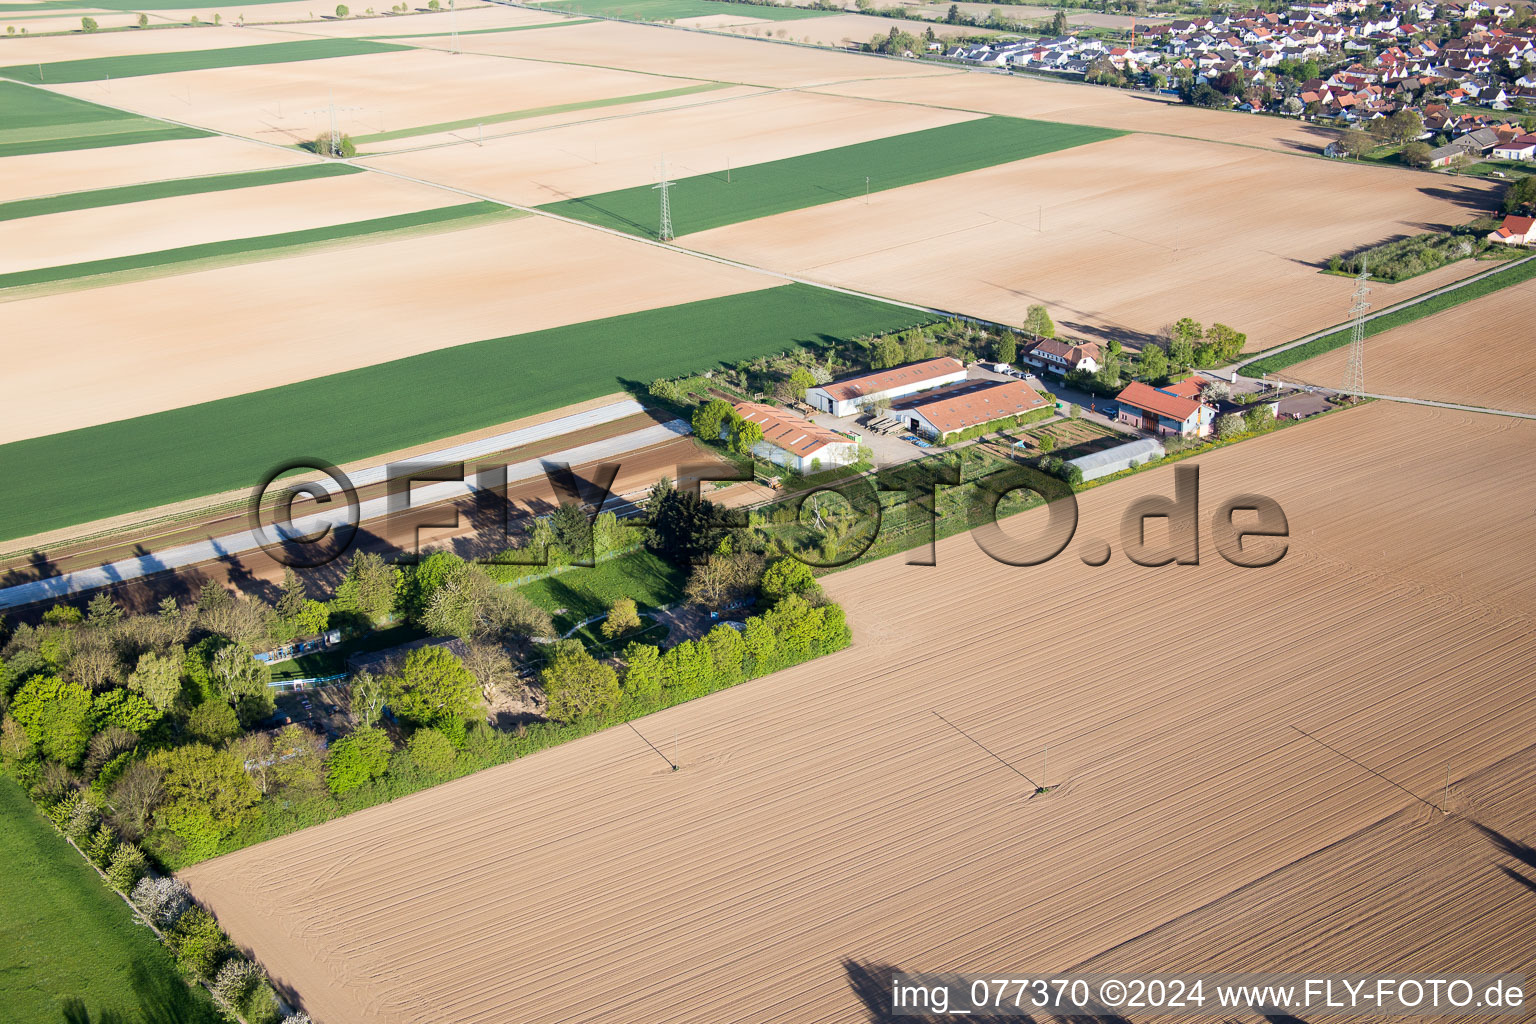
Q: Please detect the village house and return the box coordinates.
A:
[1019,338,1102,376]
[1114,379,1217,438]
[1487,214,1536,244]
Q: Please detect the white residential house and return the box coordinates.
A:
[1487,214,1536,245]
[1493,133,1536,159]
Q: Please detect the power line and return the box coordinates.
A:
[932,711,1040,791]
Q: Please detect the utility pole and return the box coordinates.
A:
[1340,260,1370,399]
[450,0,458,53]
[303,88,361,157]
[865,175,870,204]
[654,157,675,242]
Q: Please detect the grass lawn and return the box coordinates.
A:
[540,115,1122,239]
[520,549,688,632]
[269,623,429,680]
[0,778,220,1024]
[528,0,836,19]
[353,82,725,145]
[0,38,405,85]
[0,283,937,542]
[0,199,513,293]
[1242,253,1536,376]
[0,162,357,223]
[0,81,207,157]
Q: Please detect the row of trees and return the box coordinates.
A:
[541,586,846,723]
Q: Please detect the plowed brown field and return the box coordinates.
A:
[181,400,1536,1024]
[0,216,774,441]
[0,136,307,204]
[0,164,449,274]
[683,132,1497,350]
[366,89,978,205]
[1283,275,1536,414]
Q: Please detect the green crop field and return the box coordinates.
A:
[0,200,516,294]
[0,284,936,541]
[529,0,835,19]
[540,115,1123,238]
[0,162,357,222]
[1241,255,1536,376]
[0,38,405,85]
[0,778,220,1024]
[0,82,207,158]
[521,550,688,632]
[353,82,727,145]
[363,16,598,39]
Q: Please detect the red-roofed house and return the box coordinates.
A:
[806,357,968,417]
[1020,338,1102,376]
[1115,379,1216,437]
[1488,214,1536,245]
[889,379,1050,439]
[731,403,860,474]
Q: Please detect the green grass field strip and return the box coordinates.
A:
[0,199,513,294]
[521,549,687,632]
[1241,255,1536,376]
[541,115,1124,238]
[0,284,937,540]
[363,16,597,38]
[529,0,836,19]
[0,162,357,221]
[0,778,221,1024]
[0,79,210,155]
[353,81,728,144]
[0,37,406,84]
[0,124,206,157]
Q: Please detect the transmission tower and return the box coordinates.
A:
[302,87,360,158]
[1340,260,1371,399]
[654,158,675,242]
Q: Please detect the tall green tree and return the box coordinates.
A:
[148,743,260,855]
[10,676,94,766]
[541,640,620,722]
[333,550,402,623]
[1023,305,1056,342]
[390,645,479,730]
[324,728,392,794]
[1135,343,1168,383]
[691,398,734,444]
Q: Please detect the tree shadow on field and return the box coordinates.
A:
[1498,865,1536,895]
[1059,319,1165,354]
[128,960,220,1024]
[1417,183,1496,211]
[1470,821,1536,870]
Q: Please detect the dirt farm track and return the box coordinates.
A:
[182,400,1536,1024]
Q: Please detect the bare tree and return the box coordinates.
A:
[108,761,164,840]
[232,732,276,795]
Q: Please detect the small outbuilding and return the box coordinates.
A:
[1067,438,1166,482]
